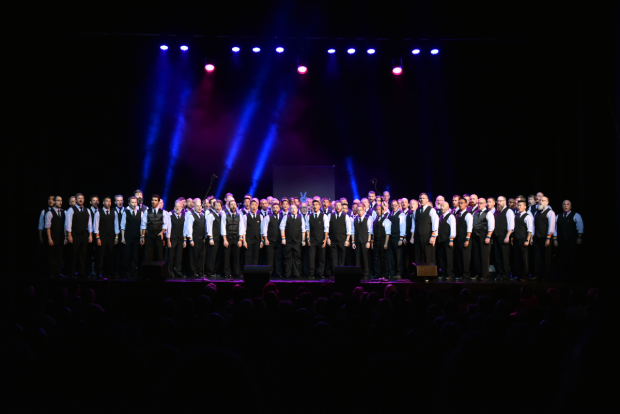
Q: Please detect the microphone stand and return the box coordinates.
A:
[204,174,218,200]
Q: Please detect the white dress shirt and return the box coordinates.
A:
[65,206,93,233]
[328,212,353,235]
[386,210,407,237]
[553,210,584,236]
[497,206,516,232]
[279,213,307,233]
[39,208,51,230]
[516,211,534,234]
[305,212,330,234]
[140,207,167,231]
[475,208,495,232]
[535,207,556,235]
[352,214,374,237]
[120,206,140,231]
[220,211,246,236]
[374,214,392,235]
[242,211,263,237]
[93,208,120,235]
[167,211,185,239]
[262,212,284,236]
[185,210,207,240]
[438,212,457,239]
[44,207,64,229]
[206,210,225,237]
[410,205,439,234]
[455,209,473,233]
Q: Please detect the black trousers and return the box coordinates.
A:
[223,241,241,276]
[492,234,511,278]
[330,240,347,271]
[88,241,97,275]
[114,241,124,275]
[125,239,140,277]
[265,242,283,277]
[414,233,435,265]
[513,239,529,279]
[284,240,302,277]
[403,238,415,276]
[70,236,89,276]
[47,238,64,277]
[168,237,184,277]
[436,240,454,277]
[454,239,472,278]
[324,242,333,276]
[144,235,163,262]
[96,237,115,275]
[245,239,261,265]
[533,236,552,279]
[373,239,387,277]
[190,239,205,276]
[300,244,307,276]
[345,244,355,266]
[471,234,491,277]
[206,238,221,275]
[307,241,326,277]
[354,241,370,277]
[387,237,403,276]
[557,239,579,281]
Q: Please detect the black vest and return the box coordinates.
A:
[354,216,369,243]
[534,208,551,238]
[405,210,413,238]
[124,208,142,240]
[330,213,347,242]
[169,213,185,241]
[455,210,471,241]
[146,208,164,236]
[308,213,326,243]
[210,211,222,240]
[437,212,453,243]
[245,212,262,241]
[373,215,387,240]
[98,209,116,239]
[556,211,579,241]
[285,214,302,243]
[71,206,90,237]
[514,213,529,240]
[225,212,240,239]
[389,211,401,238]
[90,207,101,228]
[267,212,283,244]
[49,209,65,241]
[494,207,509,237]
[192,212,206,240]
[473,209,489,236]
[415,206,432,238]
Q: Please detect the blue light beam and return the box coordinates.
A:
[162,85,192,202]
[346,156,360,200]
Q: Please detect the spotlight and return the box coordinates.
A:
[205,64,215,72]
[232,46,240,52]
[297,65,308,74]
[347,48,356,54]
[392,58,403,75]
[430,49,439,55]
[367,48,376,55]
[160,45,169,51]
[275,47,284,53]
[252,47,261,53]
[411,49,420,55]
[180,45,189,51]
[327,48,336,54]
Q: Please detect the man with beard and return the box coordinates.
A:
[280,204,306,278]
[65,193,92,278]
[553,200,584,281]
[167,201,186,278]
[140,194,166,262]
[413,193,439,266]
[206,200,224,278]
[435,195,445,216]
[221,199,244,278]
[263,201,285,278]
[532,196,556,281]
[468,194,479,215]
[44,196,66,278]
[185,199,206,278]
[305,199,329,279]
[133,189,147,212]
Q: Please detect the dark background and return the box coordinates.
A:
[5,1,616,276]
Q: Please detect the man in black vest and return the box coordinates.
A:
[167,201,186,278]
[140,194,166,262]
[327,201,352,274]
[532,196,556,281]
[436,202,456,279]
[387,200,406,279]
[493,196,514,280]
[352,205,373,278]
[38,195,55,274]
[263,201,284,278]
[185,200,206,278]
[305,199,329,279]
[206,200,224,278]
[88,195,101,276]
[121,196,142,278]
[527,195,537,216]
[413,193,439,266]
[66,193,92,278]
[471,198,495,280]
[454,198,473,280]
[93,197,119,278]
[512,200,534,281]
[242,199,263,266]
[372,204,391,279]
[553,200,584,281]
[404,199,417,277]
[45,196,66,278]
[113,195,125,277]
[222,199,244,278]
[280,204,306,278]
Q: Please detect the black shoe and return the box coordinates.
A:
[308,276,315,279]
[529,275,538,281]
[480,276,490,281]
[455,277,462,281]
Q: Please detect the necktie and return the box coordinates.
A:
[315,214,317,219]
[106,210,109,215]
[133,210,135,216]
[293,215,296,220]
[563,212,567,218]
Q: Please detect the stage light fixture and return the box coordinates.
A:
[327,48,336,54]
[275,47,284,53]
[347,48,356,54]
[411,48,420,55]
[252,47,261,53]
[180,45,189,51]
[367,48,376,54]
[297,65,308,74]
[392,58,403,75]
[160,45,169,51]
[430,48,439,55]
[205,63,215,72]
[232,46,240,52]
